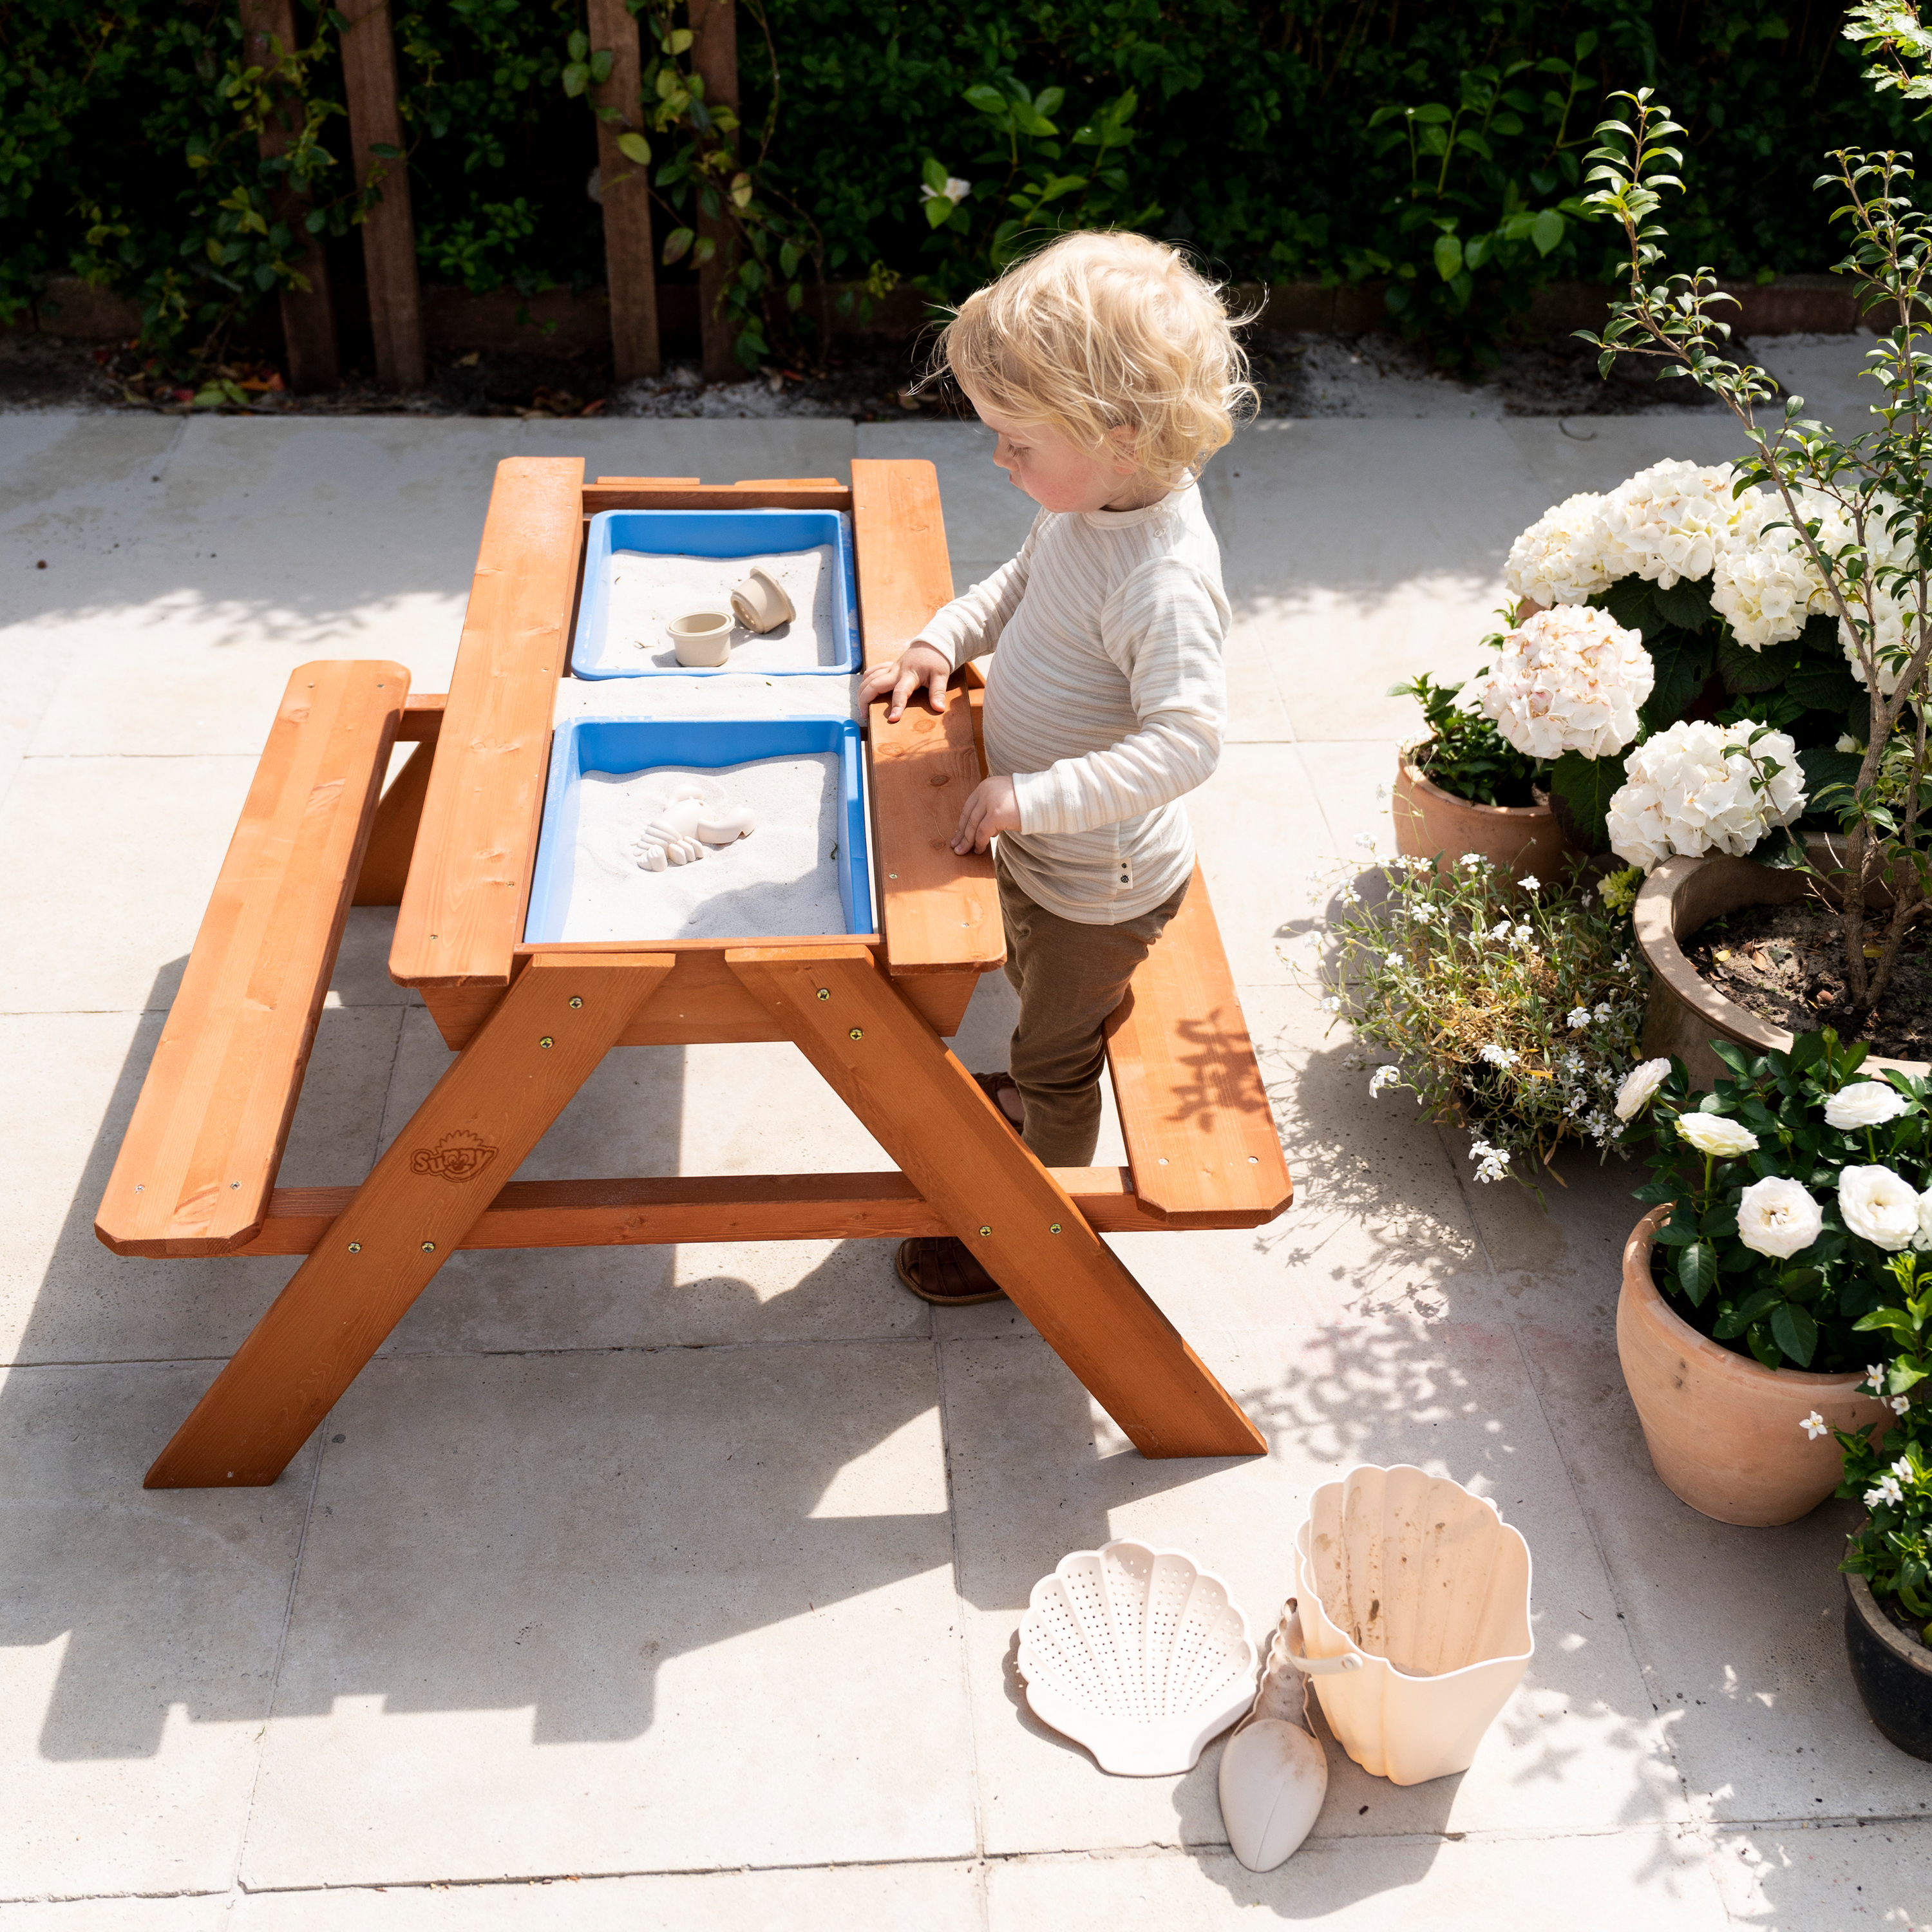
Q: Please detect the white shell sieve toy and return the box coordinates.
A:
[633,787,757,873]
[1015,1540,1258,1776]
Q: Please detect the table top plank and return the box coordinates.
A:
[851,457,952,673]
[392,456,583,989]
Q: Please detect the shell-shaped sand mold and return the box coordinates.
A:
[634,788,757,872]
[1016,1539,1257,1776]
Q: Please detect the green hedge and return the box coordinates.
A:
[0,1,1907,371]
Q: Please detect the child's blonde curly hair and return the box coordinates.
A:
[933,230,1256,491]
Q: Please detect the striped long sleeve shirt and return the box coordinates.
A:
[918,483,1229,924]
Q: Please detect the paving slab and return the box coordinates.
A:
[0,1362,316,1901]
[984,1833,1729,1930]
[940,1315,1678,1859]
[1707,1817,1932,1930]
[233,1859,981,1929]
[241,1345,973,1888]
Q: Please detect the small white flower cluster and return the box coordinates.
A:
[1861,1363,1915,1416]
[1368,1064,1411,1100]
[1605,719,1806,873]
[1462,605,1654,761]
[1468,1137,1511,1184]
[1478,1042,1521,1068]
[1862,1457,1917,1510]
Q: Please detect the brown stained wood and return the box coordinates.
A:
[727,945,1266,1458]
[239,0,339,393]
[688,0,740,381]
[593,476,701,486]
[1105,864,1293,1223]
[851,459,953,672]
[339,0,424,388]
[392,458,583,992]
[869,699,1002,979]
[397,692,445,741]
[144,954,674,1486]
[588,0,659,381]
[351,737,433,907]
[223,1164,1272,1257]
[582,483,851,515]
[96,663,408,1258]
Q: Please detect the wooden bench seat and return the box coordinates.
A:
[95,661,409,1258]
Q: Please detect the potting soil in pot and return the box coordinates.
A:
[607,546,840,672]
[554,755,846,941]
[1685,900,1932,1061]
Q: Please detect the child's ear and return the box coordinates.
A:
[1106,425,1141,473]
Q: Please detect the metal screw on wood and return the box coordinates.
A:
[849,1027,862,1039]
[231,1180,240,1189]
[817,989,830,1001]
[978,1225,992,1237]
[1049,1223,1061,1234]
[348,1242,361,1253]
[539,1036,554,1048]
[569,997,583,1009]
[421,1241,436,1253]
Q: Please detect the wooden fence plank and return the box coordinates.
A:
[239,0,339,392]
[589,0,660,381]
[391,458,583,990]
[339,0,424,388]
[689,0,739,379]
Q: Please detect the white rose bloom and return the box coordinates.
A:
[1614,1056,1671,1119]
[1462,605,1654,761]
[1504,492,1616,606]
[1600,459,1761,589]
[1676,1112,1760,1158]
[1605,719,1807,872]
[1838,1164,1923,1250]
[1824,1079,1912,1131]
[1735,1175,1824,1259]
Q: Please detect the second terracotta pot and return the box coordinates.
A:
[1618,1207,1890,1526]
[1390,753,1566,885]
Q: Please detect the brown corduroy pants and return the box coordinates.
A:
[996,849,1189,1168]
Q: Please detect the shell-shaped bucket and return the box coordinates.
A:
[1293,1465,1533,1786]
[1017,1540,1258,1776]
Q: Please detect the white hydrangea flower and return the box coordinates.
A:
[1615,1057,1671,1119]
[1736,1175,1824,1259]
[1605,719,1806,871]
[1600,459,1762,588]
[1824,1079,1912,1131]
[1710,507,1817,650]
[1676,1112,1759,1158]
[1504,491,1616,605]
[1462,605,1654,761]
[1838,1164,1922,1251]
[1841,582,1915,695]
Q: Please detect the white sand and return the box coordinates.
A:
[598,546,843,673]
[553,670,855,724]
[544,756,848,942]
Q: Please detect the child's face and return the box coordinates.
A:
[960,383,1157,513]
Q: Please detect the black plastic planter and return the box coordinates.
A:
[1844,1573,1932,1762]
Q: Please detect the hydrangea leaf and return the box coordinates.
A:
[1639,629,1714,732]
[1652,575,1714,630]
[1547,748,1620,851]
[1718,633,1805,694]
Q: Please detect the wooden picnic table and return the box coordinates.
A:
[95,459,1291,1486]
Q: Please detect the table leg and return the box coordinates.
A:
[144,954,674,1488]
[726,945,1266,1458]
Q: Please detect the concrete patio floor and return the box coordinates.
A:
[2,338,1927,1929]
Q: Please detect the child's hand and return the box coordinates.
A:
[952,775,1019,854]
[857,642,952,722]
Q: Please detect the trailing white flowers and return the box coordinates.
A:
[1462,605,1654,761]
[1605,719,1806,872]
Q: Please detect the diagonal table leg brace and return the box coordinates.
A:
[145,954,676,1488]
[727,945,1265,1458]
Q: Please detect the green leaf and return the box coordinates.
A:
[1433,232,1463,281]
[1599,576,1659,639]
[1788,658,1862,712]
[1651,576,1714,632]
[924,198,953,229]
[1718,633,1804,695]
[1797,746,1863,813]
[1678,1240,1719,1305]
[368,142,403,160]
[664,26,693,53]
[660,225,694,266]
[589,49,612,85]
[963,84,1009,117]
[1530,207,1565,255]
[1771,1302,1819,1365]
[1546,748,1620,851]
[922,156,948,193]
[562,62,587,98]
[616,131,651,166]
[1640,629,1715,732]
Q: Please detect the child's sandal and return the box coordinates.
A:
[894,1236,1009,1307]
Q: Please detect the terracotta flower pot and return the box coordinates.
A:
[1844,1569,1932,1761]
[1390,753,1567,885]
[1634,852,1930,1091]
[1617,1206,1891,1527]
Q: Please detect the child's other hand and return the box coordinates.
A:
[857,642,952,721]
[952,775,1019,854]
